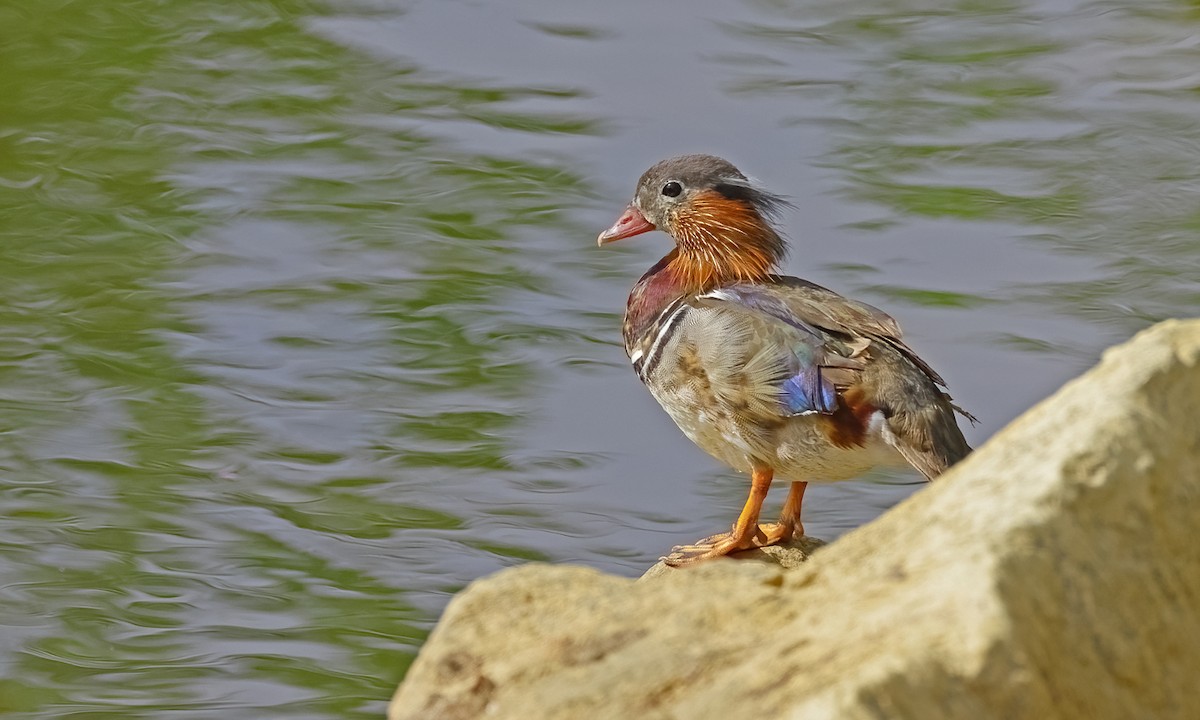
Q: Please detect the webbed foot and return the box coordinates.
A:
[662,521,796,567]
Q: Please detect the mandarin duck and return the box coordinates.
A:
[598,154,974,566]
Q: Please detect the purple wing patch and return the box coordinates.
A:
[782,368,839,415]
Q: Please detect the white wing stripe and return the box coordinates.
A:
[635,301,689,381]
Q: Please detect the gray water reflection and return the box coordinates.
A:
[0,0,1197,717]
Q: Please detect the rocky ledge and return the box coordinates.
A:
[390,319,1200,720]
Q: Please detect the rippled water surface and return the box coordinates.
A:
[2,0,1199,716]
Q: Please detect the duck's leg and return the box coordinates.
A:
[758,480,807,541]
[664,465,786,566]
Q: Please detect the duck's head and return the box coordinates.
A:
[597,154,791,288]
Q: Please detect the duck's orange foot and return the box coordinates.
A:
[662,521,798,567]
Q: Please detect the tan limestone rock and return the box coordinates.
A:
[390,319,1200,720]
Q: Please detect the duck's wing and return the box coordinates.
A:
[765,276,950,386]
[685,282,879,418]
[693,279,973,476]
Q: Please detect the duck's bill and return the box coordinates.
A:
[597,204,654,246]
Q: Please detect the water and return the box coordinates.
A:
[1,0,1197,716]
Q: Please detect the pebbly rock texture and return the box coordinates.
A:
[389,319,1200,720]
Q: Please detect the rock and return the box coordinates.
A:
[389,319,1200,720]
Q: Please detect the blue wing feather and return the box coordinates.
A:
[781,369,839,415]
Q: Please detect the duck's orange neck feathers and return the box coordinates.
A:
[663,190,786,293]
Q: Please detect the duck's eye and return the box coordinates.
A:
[661,181,682,198]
